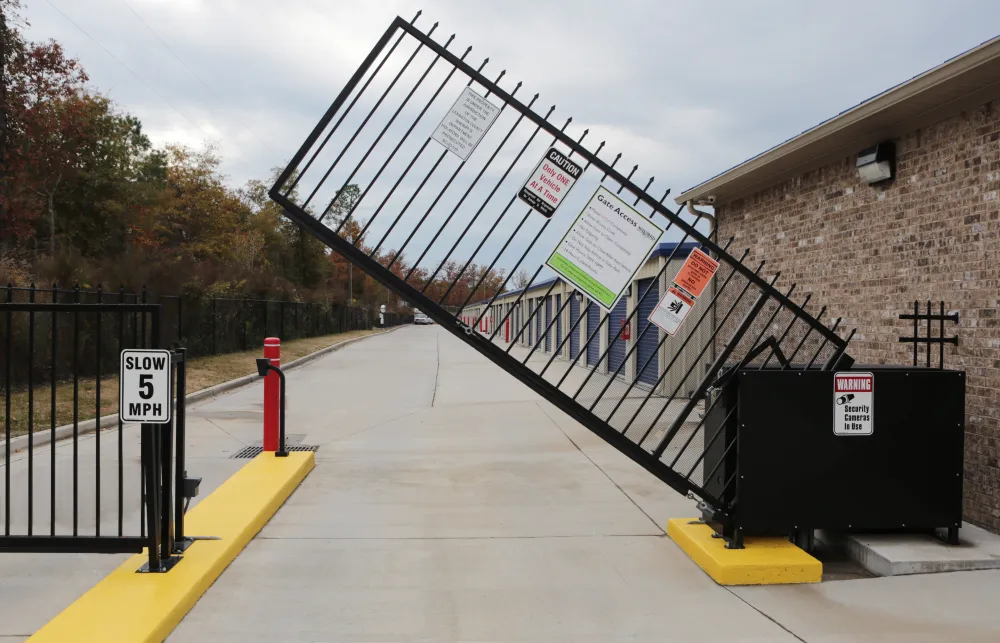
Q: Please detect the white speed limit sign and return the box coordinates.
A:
[120,349,173,423]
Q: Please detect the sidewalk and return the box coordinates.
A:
[168,325,1000,642]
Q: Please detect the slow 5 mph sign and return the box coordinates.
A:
[120,349,172,423]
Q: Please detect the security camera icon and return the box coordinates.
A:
[836,393,855,405]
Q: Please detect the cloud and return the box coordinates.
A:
[22,0,1000,200]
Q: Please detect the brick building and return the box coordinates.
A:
[678,36,1000,531]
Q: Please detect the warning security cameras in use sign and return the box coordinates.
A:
[120,349,173,423]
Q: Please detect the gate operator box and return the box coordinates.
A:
[704,367,964,540]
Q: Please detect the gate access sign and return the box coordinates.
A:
[546,186,663,310]
[120,349,172,423]
[834,372,873,436]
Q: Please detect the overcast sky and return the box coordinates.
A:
[22,0,1000,199]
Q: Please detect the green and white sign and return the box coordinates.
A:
[546,186,663,310]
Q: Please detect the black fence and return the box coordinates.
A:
[1,284,411,387]
[0,300,191,569]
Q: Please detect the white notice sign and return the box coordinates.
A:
[833,372,873,436]
[649,286,694,336]
[120,349,172,423]
[546,186,663,310]
[431,87,500,160]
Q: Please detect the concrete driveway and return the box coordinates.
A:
[166,325,1000,642]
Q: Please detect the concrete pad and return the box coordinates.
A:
[823,522,1000,576]
[171,535,798,643]
[734,569,1000,642]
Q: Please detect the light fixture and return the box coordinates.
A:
[856,141,895,184]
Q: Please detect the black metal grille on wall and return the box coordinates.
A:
[269,14,853,515]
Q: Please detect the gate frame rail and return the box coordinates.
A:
[269,14,852,529]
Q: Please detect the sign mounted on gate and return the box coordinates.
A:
[834,372,873,436]
[120,349,172,423]
[431,87,500,160]
[673,248,719,298]
[649,286,694,336]
[518,148,582,217]
[546,186,663,310]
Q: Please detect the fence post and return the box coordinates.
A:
[174,347,187,548]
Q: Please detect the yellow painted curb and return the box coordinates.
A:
[667,518,822,585]
[29,452,315,643]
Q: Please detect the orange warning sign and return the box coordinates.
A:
[673,248,719,298]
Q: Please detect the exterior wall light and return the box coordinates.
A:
[856,141,895,184]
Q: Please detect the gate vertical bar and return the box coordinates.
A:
[50,284,57,535]
[3,284,10,535]
[95,285,102,536]
[27,284,34,535]
[174,348,187,547]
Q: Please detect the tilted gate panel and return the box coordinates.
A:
[269,14,852,526]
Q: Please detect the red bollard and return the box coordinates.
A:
[505,318,510,342]
[263,337,280,452]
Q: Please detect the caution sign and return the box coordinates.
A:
[834,372,873,436]
[518,148,582,217]
[648,287,694,336]
[120,349,173,423]
[673,248,720,298]
[431,87,500,160]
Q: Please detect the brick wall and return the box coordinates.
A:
[716,100,1000,531]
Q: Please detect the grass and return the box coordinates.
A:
[1,329,387,438]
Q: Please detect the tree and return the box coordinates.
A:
[512,268,531,290]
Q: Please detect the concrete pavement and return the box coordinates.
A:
[168,325,1000,642]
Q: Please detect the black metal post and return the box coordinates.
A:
[174,348,188,550]
[277,367,287,457]
[141,422,162,572]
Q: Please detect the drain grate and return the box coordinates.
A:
[230,444,318,459]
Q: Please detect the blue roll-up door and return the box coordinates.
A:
[586,302,600,366]
[569,295,580,360]
[607,296,628,375]
[636,277,659,385]
[544,296,552,352]
[555,294,562,355]
[535,298,543,349]
[527,300,534,346]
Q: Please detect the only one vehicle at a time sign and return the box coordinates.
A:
[120,349,173,423]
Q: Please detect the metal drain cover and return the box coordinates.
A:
[230,444,317,459]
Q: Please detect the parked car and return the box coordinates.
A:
[413,312,433,325]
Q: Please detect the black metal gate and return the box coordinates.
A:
[268,14,852,529]
[1,291,193,571]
